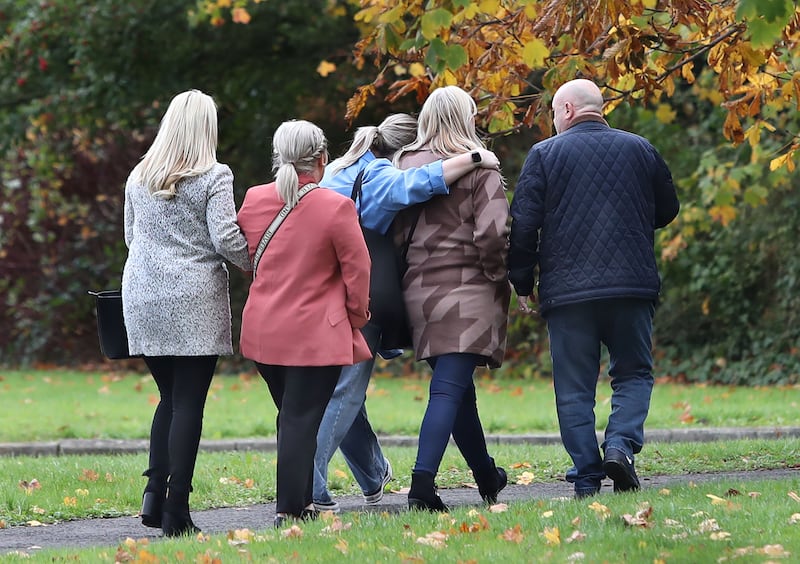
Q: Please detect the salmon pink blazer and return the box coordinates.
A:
[237,175,372,366]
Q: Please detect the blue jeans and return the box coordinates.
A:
[313,322,388,503]
[546,298,655,495]
[413,353,494,478]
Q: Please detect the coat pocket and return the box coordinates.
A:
[327,307,348,327]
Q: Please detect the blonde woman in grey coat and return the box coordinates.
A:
[122,90,250,537]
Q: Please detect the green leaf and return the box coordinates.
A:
[420,8,453,40]
[425,38,447,74]
[444,44,467,70]
[522,38,550,68]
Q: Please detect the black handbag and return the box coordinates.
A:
[351,171,419,350]
[88,289,138,360]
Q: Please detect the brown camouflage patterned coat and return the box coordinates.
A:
[395,148,511,368]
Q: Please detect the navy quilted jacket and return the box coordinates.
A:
[508,120,679,314]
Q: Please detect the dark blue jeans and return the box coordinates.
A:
[413,353,494,478]
[546,298,655,495]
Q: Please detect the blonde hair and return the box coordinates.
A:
[396,86,485,162]
[132,90,218,200]
[327,113,417,176]
[272,119,328,209]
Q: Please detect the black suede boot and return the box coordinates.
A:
[161,489,201,537]
[473,458,508,504]
[140,471,166,528]
[408,471,448,512]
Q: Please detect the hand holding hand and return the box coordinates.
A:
[517,294,537,315]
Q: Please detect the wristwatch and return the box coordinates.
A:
[471,150,482,164]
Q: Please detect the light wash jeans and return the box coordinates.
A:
[313,322,389,504]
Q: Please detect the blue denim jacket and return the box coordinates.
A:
[321,151,448,235]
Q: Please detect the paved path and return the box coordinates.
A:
[1,427,799,555]
[2,468,798,553]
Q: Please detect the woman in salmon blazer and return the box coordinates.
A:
[237,119,372,527]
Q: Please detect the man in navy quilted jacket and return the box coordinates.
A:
[508,78,680,498]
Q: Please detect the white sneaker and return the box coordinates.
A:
[313,499,340,513]
[364,458,393,505]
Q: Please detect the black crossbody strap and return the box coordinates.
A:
[349,167,420,258]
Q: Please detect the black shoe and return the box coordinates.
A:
[161,511,201,537]
[140,491,163,528]
[475,459,508,504]
[603,448,640,492]
[408,471,448,512]
[300,508,319,521]
[274,514,289,528]
[574,487,600,499]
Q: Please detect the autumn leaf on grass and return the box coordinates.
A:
[333,469,348,479]
[789,513,800,524]
[19,479,41,494]
[321,517,352,534]
[622,505,654,528]
[334,537,348,555]
[565,530,586,543]
[788,491,800,503]
[281,525,303,538]
[63,496,77,507]
[489,503,508,513]
[706,493,739,509]
[227,529,254,546]
[510,461,532,469]
[698,518,720,533]
[79,469,99,482]
[0,520,6,529]
[416,531,447,548]
[516,471,535,485]
[460,513,490,532]
[588,501,611,519]
[542,526,561,545]
[499,524,524,543]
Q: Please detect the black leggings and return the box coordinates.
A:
[256,363,340,516]
[144,355,217,497]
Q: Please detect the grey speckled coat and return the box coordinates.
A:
[122,162,251,356]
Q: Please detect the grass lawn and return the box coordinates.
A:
[1,368,799,442]
[1,446,799,562]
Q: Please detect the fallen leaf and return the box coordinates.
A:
[516,471,535,485]
[709,531,731,540]
[510,462,532,469]
[588,501,611,519]
[789,513,800,524]
[761,544,789,557]
[489,503,508,513]
[281,525,304,538]
[416,531,447,548]
[334,537,348,554]
[542,510,554,518]
[543,526,561,545]
[698,518,719,533]
[788,491,800,503]
[565,530,586,543]
[622,505,654,528]
[499,524,524,543]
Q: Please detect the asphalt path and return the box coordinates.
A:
[2,427,799,555]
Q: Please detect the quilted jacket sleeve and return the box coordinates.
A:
[650,146,680,229]
[508,147,546,296]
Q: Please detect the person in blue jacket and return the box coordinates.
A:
[508,79,680,499]
[313,113,500,512]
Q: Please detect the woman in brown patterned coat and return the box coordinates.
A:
[393,85,511,511]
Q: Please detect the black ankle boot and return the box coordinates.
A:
[474,458,508,504]
[408,471,448,512]
[140,491,164,528]
[140,470,166,528]
[161,490,201,537]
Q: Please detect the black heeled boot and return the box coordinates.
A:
[408,471,448,512]
[474,458,508,504]
[161,489,201,537]
[140,471,166,528]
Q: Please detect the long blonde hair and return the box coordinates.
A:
[272,120,328,209]
[132,90,218,200]
[327,113,417,176]
[395,86,485,162]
